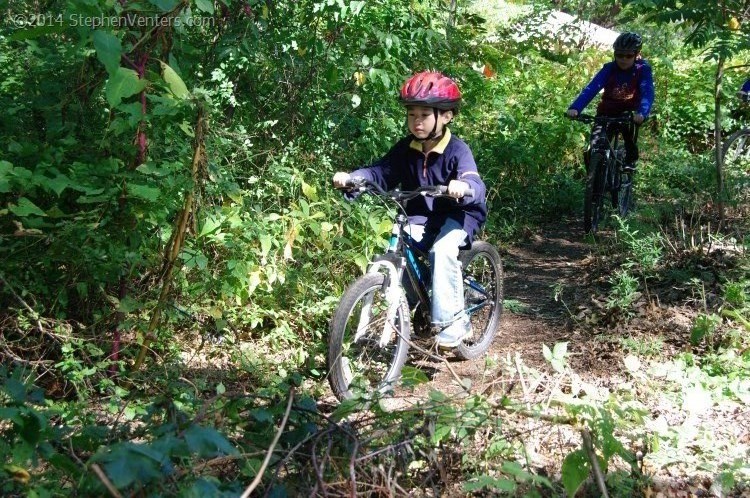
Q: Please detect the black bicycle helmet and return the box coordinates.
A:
[613,32,643,52]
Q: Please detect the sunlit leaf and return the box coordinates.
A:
[10,197,46,217]
[561,449,590,497]
[106,68,147,107]
[160,61,190,99]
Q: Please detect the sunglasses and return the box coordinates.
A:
[614,52,636,59]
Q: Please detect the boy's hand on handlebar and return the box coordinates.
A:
[633,113,645,125]
[332,172,351,188]
[447,180,470,199]
[566,109,579,119]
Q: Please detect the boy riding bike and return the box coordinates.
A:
[332,71,487,348]
[566,32,655,173]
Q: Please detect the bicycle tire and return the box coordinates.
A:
[584,152,607,233]
[327,273,411,401]
[455,242,503,360]
[721,128,750,205]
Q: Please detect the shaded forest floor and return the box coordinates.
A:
[321,217,750,497]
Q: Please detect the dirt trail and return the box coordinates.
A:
[404,216,599,398]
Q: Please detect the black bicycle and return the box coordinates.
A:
[327,179,503,401]
[721,92,750,205]
[570,113,637,234]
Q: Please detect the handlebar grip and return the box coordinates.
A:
[437,186,475,198]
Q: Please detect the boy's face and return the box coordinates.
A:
[407,105,453,139]
[614,51,637,70]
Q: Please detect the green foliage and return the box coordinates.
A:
[607,269,640,313]
[2,0,750,494]
[691,312,722,345]
[614,218,663,272]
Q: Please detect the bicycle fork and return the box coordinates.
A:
[355,256,405,347]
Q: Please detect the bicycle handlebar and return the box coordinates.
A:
[566,112,637,125]
[340,178,475,200]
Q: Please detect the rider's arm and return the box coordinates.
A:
[569,64,610,113]
[452,142,486,205]
[742,79,750,93]
[346,138,411,193]
[638,62,655,118]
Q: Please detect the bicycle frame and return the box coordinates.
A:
[571,112,637,232]
[588,116,632,187]
[348,181,490,340]
[327,179,503,400]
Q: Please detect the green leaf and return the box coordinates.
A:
[0,161,12,192]
[561,449,590,497]
[430,424,452,444]
[552,341,568,358]
[331,398,365,420]
[259,234,273,258]
[301,181,318,201]
[160,61,189,99]
[542,343,552,362]
[199,216,222,237]
[117,296,141,313]
[4,378,27,402]
[129,184,160,202]
[464,475,516,492]
[183,425,238,458]
[106,68,147,107]
[194,0,214,14]
[251,408,273,423]
[101,445,165,489]
[150,0,179,11]
[10,197,46,217]
[400,366,429,387]
[93,31,122,76]
[45,175,72,196]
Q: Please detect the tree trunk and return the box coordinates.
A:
[448,0,457,29]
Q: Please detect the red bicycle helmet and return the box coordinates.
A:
[399,71,462,111]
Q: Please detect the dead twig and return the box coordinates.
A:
[582,429,610,498]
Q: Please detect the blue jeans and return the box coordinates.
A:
[406,218,468,329]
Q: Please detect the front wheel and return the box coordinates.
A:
[455,242,503,360]
[584,152,607,234]
[617,171,634,217]
[327,273,411,401]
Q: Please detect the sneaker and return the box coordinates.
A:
[435,319,472,348]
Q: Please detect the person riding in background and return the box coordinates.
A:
[566,31,655,173]
[332,71,487,348]
[737,79,750,101]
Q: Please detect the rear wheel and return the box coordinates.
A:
[584,152,608,234]
[455,242,503,360]
[327,273,411,401]
[722,128,750,206]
